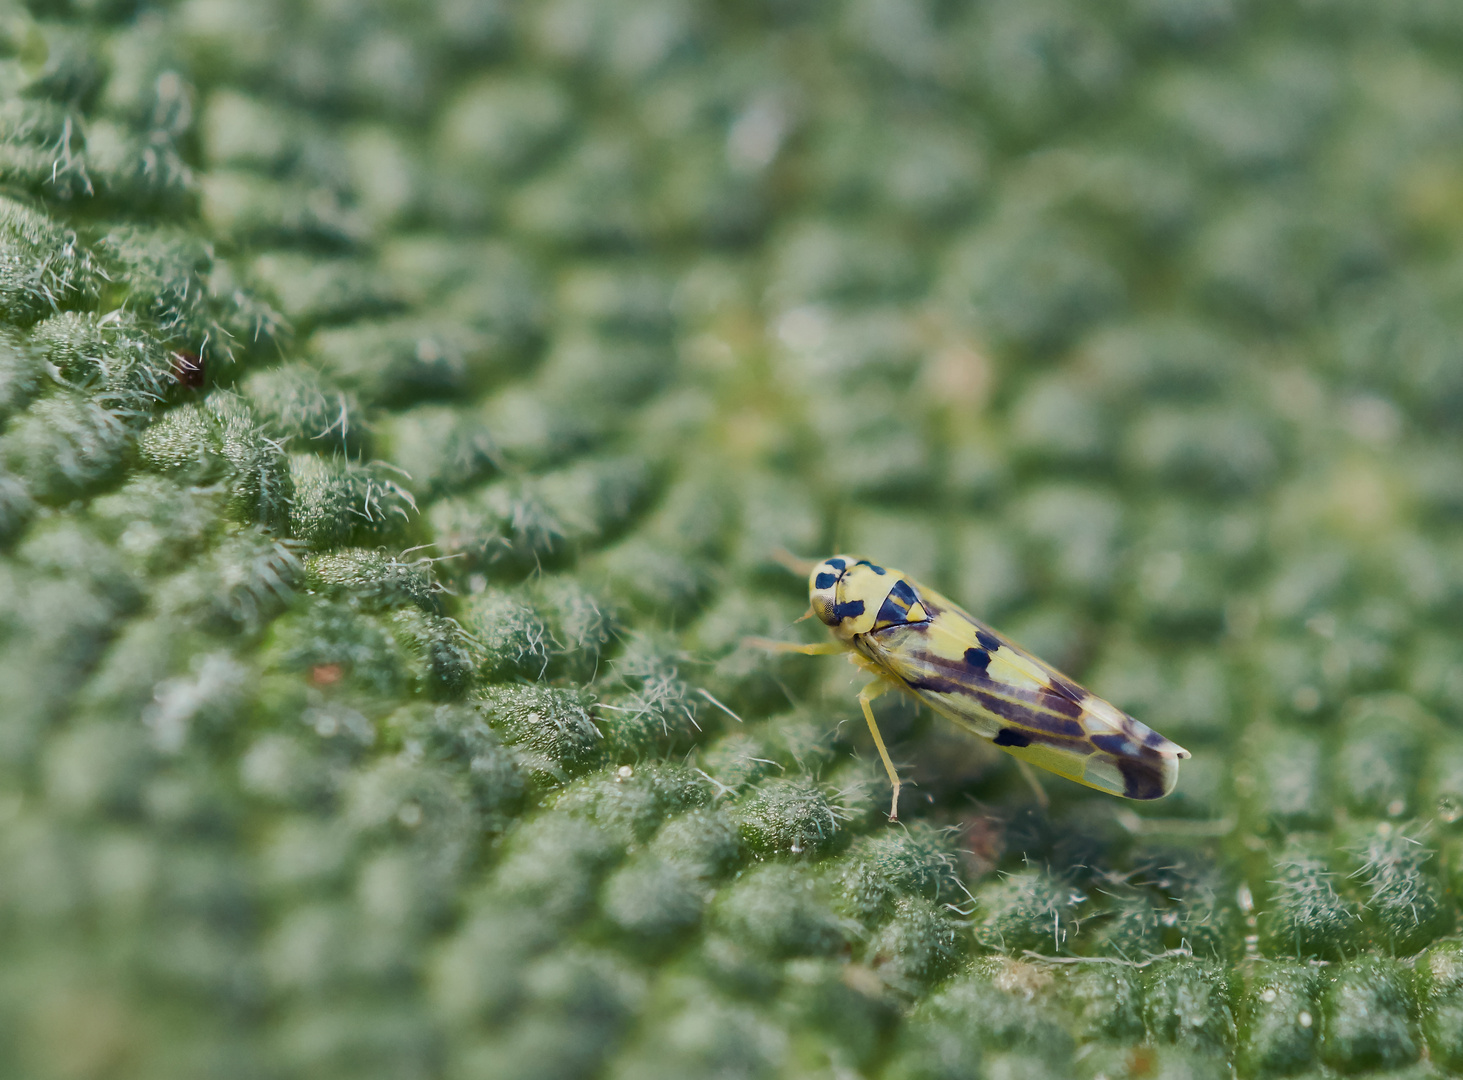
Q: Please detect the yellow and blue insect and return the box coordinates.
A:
[751,555,1189,819]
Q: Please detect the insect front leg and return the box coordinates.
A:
[742,636,844,656]
[858,679,904,821]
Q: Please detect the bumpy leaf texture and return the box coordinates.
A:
[1,1,1462,1078]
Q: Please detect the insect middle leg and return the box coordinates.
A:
[858,679,904,821]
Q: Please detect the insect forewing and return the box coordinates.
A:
[860,583,1189,799]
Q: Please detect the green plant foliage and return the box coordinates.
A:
[242,361,371,456]
[1416,941,1463,1072]
[138,390,294,528]
[1320,957,1420,1073]
[305,547,439,612]
[5,2,1463,1078]
[1237,961,1320,1078]
[475,682,602,781]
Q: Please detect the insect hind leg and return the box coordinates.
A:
[858,679,903,821]
[1013,757,1051,810]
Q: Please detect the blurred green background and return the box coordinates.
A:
[2,0,1463,1077]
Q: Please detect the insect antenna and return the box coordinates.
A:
[769,547,818,576]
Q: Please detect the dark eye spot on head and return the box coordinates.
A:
[993,728,1031,748]
[855,560,887,575]
[826,558,846,570]
[975,629,1001,652]
[814,572,838,590]
[832,599,865,621]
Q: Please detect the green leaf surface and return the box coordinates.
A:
[1,1,1462,1078]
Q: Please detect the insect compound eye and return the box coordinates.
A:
[811,593,838,626]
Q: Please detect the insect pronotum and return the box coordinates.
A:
[749,554,1189,820]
